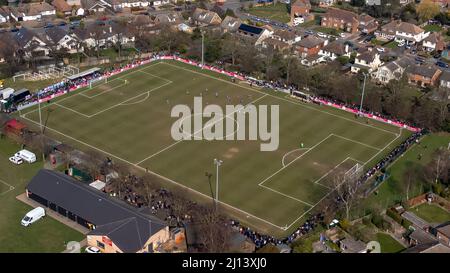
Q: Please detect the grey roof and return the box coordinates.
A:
[322,40,348,55]
[402,211,430,229]
[440,70,450,82]
[13,28,39,48]
[407,65,441,79]
[340,237,366,253]
[409,228,438,245]
[26,169,167,253]
[403,242,450,253]
[45,26,69,44]
[221,16,241,32]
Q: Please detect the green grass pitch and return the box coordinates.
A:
[19,60,412,235]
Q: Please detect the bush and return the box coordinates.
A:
[386,208,402,224]
[339,219,351,232]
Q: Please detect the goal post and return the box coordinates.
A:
[344,163,364,183]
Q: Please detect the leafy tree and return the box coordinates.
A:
[416,0,440,22]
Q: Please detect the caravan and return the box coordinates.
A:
[15,150,36,163]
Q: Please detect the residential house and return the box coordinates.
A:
[318,0,336,7]
[374,56,413,84]
[0,7,10,23]
[439,70,450,89]
[351,50,382,73]
[403,242,450,253]
[261,38,290,52]
[319,40,351,61]
[192,8,222,27]
[408,228,438,246]
[296,35,326,58]
[10,2,56,22]
[52,0,73,16]
[220,16,241,33]
[407,65,442,87]
[103,0,155,12]
[80,0,111,13]
[272,29,302,45]
[435,223,450,247]
[13,28,51,59]
[376,20,429,45]
[290,0,313,26]
[45,26,82,53]
[236,23,273,46]
[26,169,173,253]
[358,14,378,34]
[321,8,359,34]
[422,32,445,52]
[74,22,135,49]
[154,12,183,26]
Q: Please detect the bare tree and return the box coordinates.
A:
[193,205,232,252]
[333,168,360,220]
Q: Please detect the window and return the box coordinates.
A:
[96,241,105,249]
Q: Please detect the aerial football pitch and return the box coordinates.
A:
[19,60,411,235]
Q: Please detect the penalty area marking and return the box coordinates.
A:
[281,148,311,167]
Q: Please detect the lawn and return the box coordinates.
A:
[375,233,405,253]
[423,24,443,33]
[0,138,84,252]
[247,3,290,23]
[314,26,342,35]
[409,203,450,224]
[385,41,399,49]
[358,133,450,218]
[18,59,410,236]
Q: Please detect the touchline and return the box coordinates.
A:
[170,96,280,152]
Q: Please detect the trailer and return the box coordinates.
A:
[0,88,14,100]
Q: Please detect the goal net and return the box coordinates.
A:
[344,163,364,183]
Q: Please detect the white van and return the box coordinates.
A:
[21,207,45,226]
[15,149,36,163]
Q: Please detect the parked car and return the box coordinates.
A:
[436,60,449,68]
[86,246,101,253]
[376,47,385,52]
[9,156,23,165]
[21,207,45,226]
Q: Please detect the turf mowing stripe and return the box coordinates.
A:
[161,61,400,136]
[134,94,269,165]
[19,114,288,230]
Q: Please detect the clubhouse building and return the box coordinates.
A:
[25,169,175,253]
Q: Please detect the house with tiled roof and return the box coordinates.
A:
[44,26,82,53]
[9,2,56,22]
[80,0,111,13]
[439,70,450,89]
[237,23,273,45]
[422,32,445,52]
[319,40,351,61]
[192,8,222,27]
[296,35,326,58]
[435,222,450,247]
[358,14,378,34]
[272,29,302,45]
[220,16,241,33]
[351,49,382,73]
[321,8,359,33]
[376,20,429,45]
[154,12,183,26]
[290,0,313,26]
[374,56,414,84]
[407,65,442,87]
[0,7,10,23]
[12,28,51,59]
[52,0,73,16]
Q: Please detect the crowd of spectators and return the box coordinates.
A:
[230,213,325,249]
[8,54,426,251]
